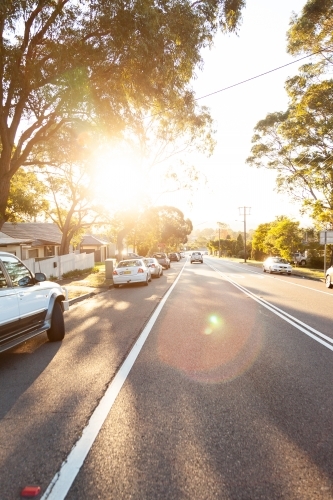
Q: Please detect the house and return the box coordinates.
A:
[0,231,33,259]
[0,222,62,260]
[79,234,111,262]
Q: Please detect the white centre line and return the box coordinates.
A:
[208,263,333,351]
[41,263,187,500]
[212,259,332,296]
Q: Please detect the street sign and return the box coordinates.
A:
[319,231,333,244]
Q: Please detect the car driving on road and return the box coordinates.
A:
[190,251,203,264]
[0,251,69,353]
[262,257,292,275]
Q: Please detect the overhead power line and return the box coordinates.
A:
[195,50,323,102]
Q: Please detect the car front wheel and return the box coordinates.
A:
[47,301,65,342]
[326,274,333,289]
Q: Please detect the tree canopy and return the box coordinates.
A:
[246,1,333,228]
[0,0,245,229]
[251,217,303,260]
[287,0,333,68]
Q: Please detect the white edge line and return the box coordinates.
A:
[41,263,187,500]
[209,263,333,353]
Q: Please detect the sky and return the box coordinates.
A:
[155,0,312,233]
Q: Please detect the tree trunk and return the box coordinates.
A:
[0,173,11,230]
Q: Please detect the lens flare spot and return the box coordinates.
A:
[204,328,212,335]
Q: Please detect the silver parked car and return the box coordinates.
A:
[144,258,163,278]
[262,257,292,275]
[113,259,151,288]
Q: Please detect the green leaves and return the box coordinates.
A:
[252,217,303,261]
[0,0,245,228]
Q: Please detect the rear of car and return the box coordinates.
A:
[152,252,170,269]
[144,258,163,278]
[169,252,180,262]
[190,252,203,263]
[113,259,150,287]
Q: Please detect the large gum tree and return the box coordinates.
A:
[0,0,245,229]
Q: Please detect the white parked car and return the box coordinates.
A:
[262,257,292,275]
[144,258,163,278]
[113,259,151,288]
[0,251,69,354]
[325,265,333,288]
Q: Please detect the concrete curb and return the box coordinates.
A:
[68,286,112,306]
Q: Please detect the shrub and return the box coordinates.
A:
[62,267,98,279]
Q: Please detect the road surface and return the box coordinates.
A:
[1,256,333,499]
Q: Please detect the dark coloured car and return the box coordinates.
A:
[152,252,170,269]
[169,252,180,262]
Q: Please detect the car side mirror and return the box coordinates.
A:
[35,272,47,282]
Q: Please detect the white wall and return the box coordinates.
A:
[23,252,95,279]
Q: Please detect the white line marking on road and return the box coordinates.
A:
[41,264,187,500]
[212,259,332,296]
[208,263,333,352]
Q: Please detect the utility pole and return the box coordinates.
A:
[217,222,225,258]
[238,207,251,263]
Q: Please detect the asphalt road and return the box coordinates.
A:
[1,257,333,499]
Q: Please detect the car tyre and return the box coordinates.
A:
[263,268,266,272]
[47,301,65,342]
[326,275,333,289]
[143,276,149,286]
[114,284,120,288]
[269,267,273,274]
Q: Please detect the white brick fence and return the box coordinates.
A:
[23,252,95,279]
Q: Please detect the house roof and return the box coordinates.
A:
[81,234,107,246]
[0,231,33,246]
[1,223,62,245]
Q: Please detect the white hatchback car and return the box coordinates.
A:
[263,257,292,275]
[113,259,151,288]
[0,251,69,353]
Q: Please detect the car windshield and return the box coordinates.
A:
[153,253,164,258]
[272,258,288,263]
[117,260,142,268]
